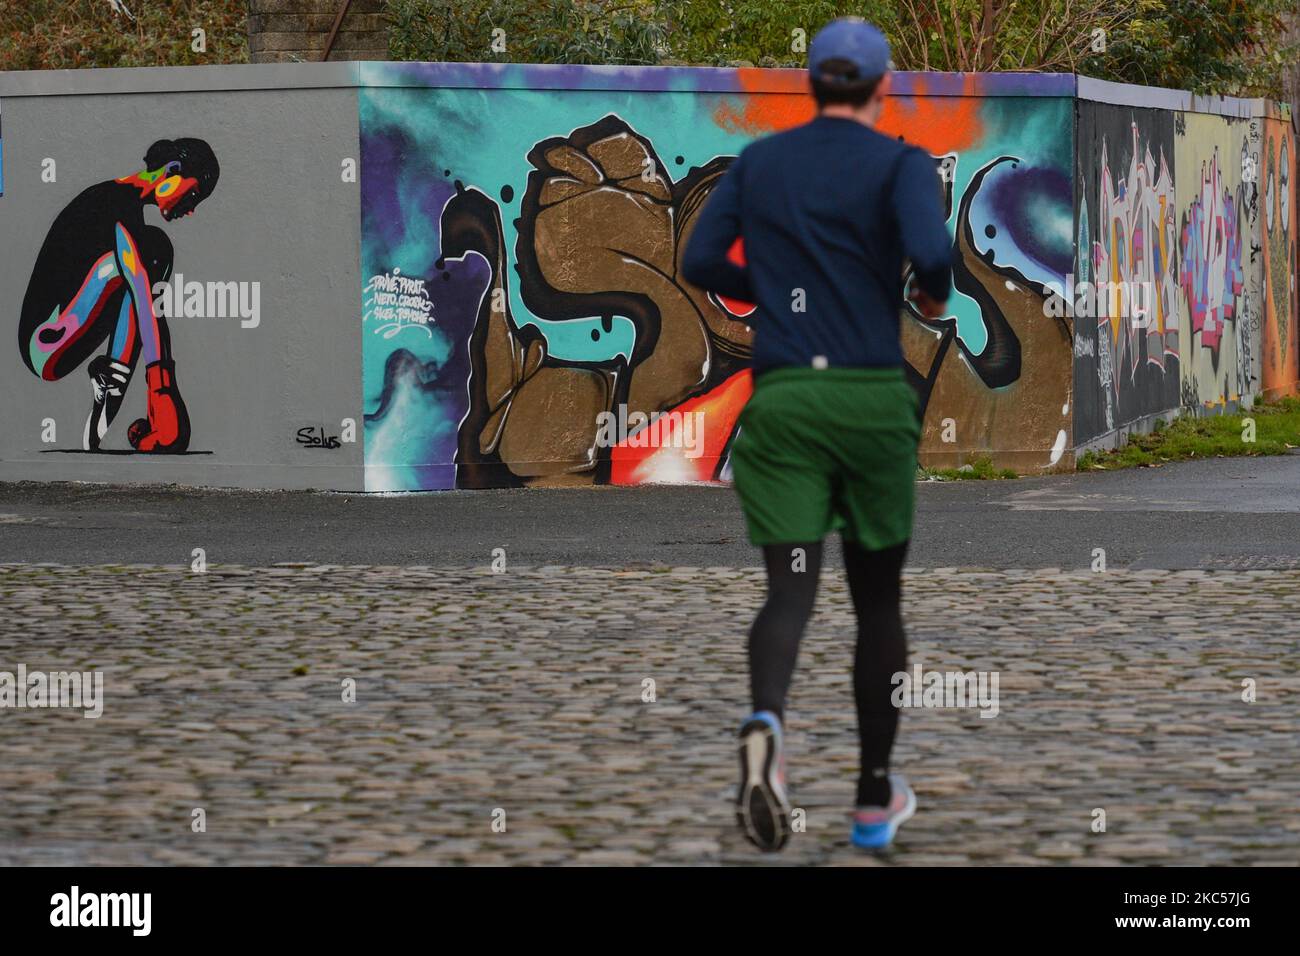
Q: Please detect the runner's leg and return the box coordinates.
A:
[844,538,909,806]
[749,541,824,719]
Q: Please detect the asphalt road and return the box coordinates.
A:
[3,454,1300,570]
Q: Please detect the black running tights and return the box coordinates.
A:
[748,539,908,807]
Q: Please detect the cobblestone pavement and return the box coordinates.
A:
[2,562,1297,866]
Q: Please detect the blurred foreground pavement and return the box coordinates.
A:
[1,561,1296,866]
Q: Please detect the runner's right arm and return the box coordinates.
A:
[681,154,753,304]
[891,148,953,308]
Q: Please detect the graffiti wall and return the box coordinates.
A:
[0,66,364,490]
[1073,87,1298,446]
[359,67,1075,490]
[1259,111,1297,400]
[1073,104,1180,442]
[0,65,1293,490]
[1175,112,1255,412]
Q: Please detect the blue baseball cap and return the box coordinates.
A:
[808,17,893,84]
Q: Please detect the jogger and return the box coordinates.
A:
[682,16,953,852]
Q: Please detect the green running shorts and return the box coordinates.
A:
[731,366,920,549]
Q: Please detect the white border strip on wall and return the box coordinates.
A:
[0,63,1288,124]
[1076,74,1287,121]
[0,62,361,97]
[0,61,1071,98]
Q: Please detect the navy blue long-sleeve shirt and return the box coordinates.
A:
[682,115,953,373]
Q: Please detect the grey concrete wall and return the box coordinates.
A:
[0,83,364,490]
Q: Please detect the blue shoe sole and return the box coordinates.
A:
[850,786,916,849]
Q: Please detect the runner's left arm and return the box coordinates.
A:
[681,155,752,303]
